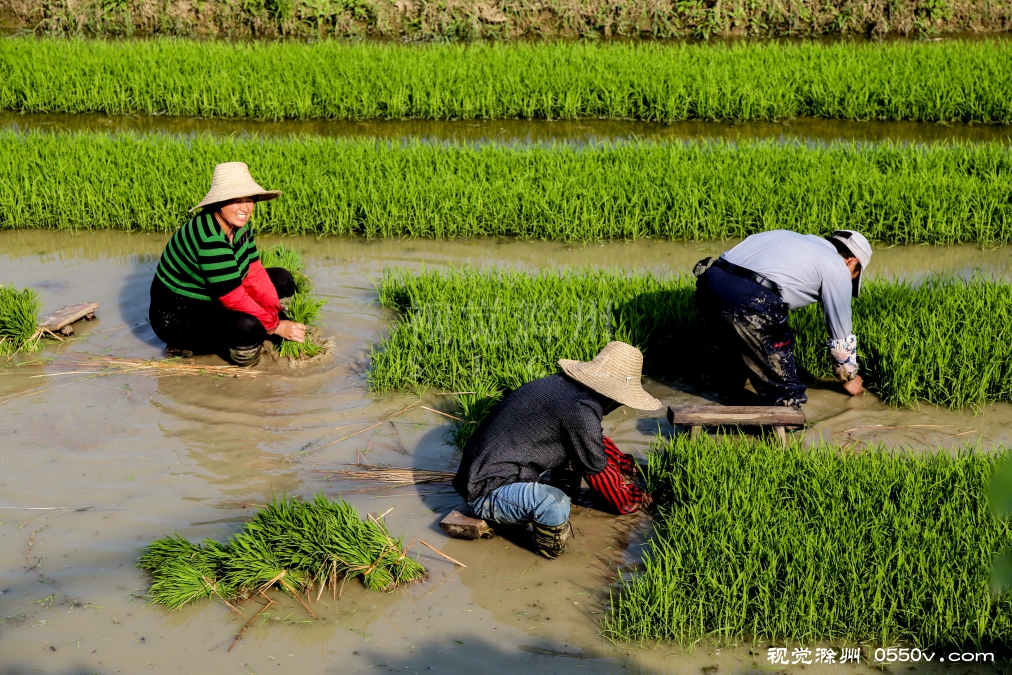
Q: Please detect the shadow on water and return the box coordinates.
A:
[4,111,1012,147]
[121,254,160,347]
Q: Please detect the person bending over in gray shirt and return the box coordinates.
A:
[693,229,872,406]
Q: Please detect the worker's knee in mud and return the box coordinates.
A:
[533,485,571,527]
[266,267,296,299]
[232,313,263,340]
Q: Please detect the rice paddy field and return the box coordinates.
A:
[5,130,1012,243]
[3,39,1012,122]
[370,268,1012,408]
[2,27,1012,675]
[606,435,1012,648]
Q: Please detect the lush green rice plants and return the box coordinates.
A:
[258,245,325,359]
[138,494,426,611]
[3,39,1012,123]
[605,434,1012,648]
[4,130,1011,244]
[370,268,1012,409]
[0,284,42,356]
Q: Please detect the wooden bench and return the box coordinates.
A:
[38,302,99,337]
[440,503,493,540]
[667,404,805,446]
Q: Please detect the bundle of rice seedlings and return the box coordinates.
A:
[259,245,326,360]
[0,284,43,356]
[138,495,426,612]
[606,434,1012,648]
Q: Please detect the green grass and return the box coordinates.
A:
[5,130,1012,244]
[4,39,1012,122]
[370,268,1012,409]
[137,494,426,611]
[259,245,325,359]
[605,434,1012,649]
[0,285,42,356]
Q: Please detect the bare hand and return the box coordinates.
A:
[842,375,863,396]
[271,320,306,343]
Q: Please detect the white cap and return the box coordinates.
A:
[829,230,872,297]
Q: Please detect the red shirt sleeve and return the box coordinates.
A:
[219,285,279,332]
[602,436,638,477]
[242,261,281,315]
[585,453,650,515]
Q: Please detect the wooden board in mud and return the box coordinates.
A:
[38,302,99,336]
[667,404,805,446]
[440,504,493,540]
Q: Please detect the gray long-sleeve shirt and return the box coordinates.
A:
[722,230,854,340]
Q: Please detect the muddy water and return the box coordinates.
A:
[1,230,1010,675]
[4,111,1011,146]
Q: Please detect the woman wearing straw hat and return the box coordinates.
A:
[452,341,661,560]
[149,162,306,367]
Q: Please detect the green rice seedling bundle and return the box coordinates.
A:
[0,284,42,356]
[605,434,1012,648]
[370,268,1012,408]
[3,39,1012,122]
[446,385,503,451]
[258,245,325,359]
[138,494,426,611]
[5,130,1012,244]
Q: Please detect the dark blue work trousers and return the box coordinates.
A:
[695,266,807,406]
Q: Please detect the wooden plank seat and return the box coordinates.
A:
[38,302,99,337]
[440,503,493,540]
[667,404,805,446]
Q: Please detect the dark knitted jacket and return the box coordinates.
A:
[452,374,618,504]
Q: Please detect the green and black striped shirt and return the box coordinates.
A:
[154,213,260,301]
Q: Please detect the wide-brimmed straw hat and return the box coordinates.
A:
[190,162,281,213]
[559,341,662,411]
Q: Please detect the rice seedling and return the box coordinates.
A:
[4,130,1011,244]
[260,244,312,294]
[446,386,503,451]
[138,494,427,612]
[3,39,1012,123]
[0,284,42,356]
[604,434,1012,649]
[370,268,1012,409]
[258,245,325,359]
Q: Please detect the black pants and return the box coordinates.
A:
[695,266,807,406]
[149,268,295,354]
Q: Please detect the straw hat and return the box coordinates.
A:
[559,341,661,411]
[190,162,281,212]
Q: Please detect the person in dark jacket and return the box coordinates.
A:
[452,341,662,560]
[149,162,306,367]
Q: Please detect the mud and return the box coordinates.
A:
[1,230,1010,674]
[4,111,1012,146]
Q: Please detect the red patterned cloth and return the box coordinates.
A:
[584,436,650,515]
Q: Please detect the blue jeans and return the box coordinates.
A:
[469,482,571,527]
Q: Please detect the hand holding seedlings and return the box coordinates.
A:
[270,320,306,343]
[842,375,864,396]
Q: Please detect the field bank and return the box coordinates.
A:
[5,0,1010,39]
